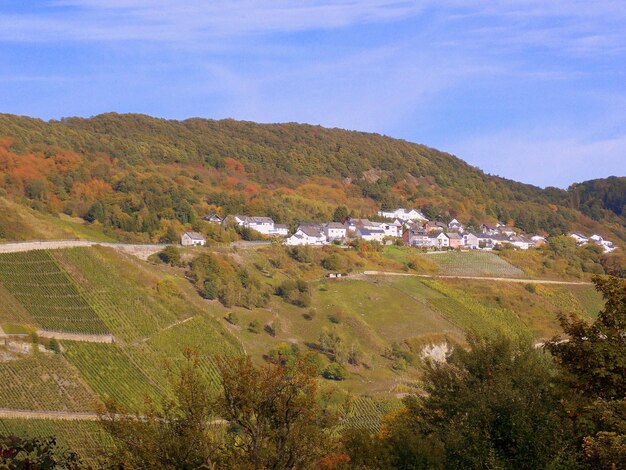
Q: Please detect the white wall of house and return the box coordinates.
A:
[285,229,327,246]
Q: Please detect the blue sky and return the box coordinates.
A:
[0,1,624,188]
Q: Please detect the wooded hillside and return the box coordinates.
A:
[0,113,623,243]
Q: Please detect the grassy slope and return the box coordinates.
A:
[0,197,113,242]
[0,244,609,460]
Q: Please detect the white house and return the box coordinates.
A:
[379,221,401,237]
[531,235,547,246]
[345,218,377,233]
[378,208,428,222]
[202,214,222,224]
[285,227,327,246]
[481,223,499,235]
[273,224,289,236]
[569,233,589,245]
[476,233,510,249]
[229,215,287,236]
[181,231,206,246]
[463,233,480,249]
[324,222,347,241]
[590,234,617,253]
[499,227,517,236]
[427,231,449,249]
[600,240,616,253]
[357,227,385,242]
[507,235,530,250]
[448,218,464,232]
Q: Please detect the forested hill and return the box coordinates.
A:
[0,112,623,243]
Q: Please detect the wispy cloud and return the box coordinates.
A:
[0,1,428,42]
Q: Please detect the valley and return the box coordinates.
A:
[0,241,606,462]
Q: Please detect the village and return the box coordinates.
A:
[179,208,617,254]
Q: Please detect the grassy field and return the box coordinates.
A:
[0,196,114,242]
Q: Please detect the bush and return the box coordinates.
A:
[48,339,60,354]
[303,309,317,320]
[276,278,311,307]
[328,308,345,324]
[524,283,536,294]
[226,312,239,325]
[267,342,300,366]
[248,320,261,334]
[158,246,181,265]
[321,253,347,271]
[289,246,314,263]
[322,363,347,380]
[265,318,281,337]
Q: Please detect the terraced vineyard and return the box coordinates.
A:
[425,251,525,278]
[0,353,98,412]
[63,341,163,411]
[53,247,189,342]
[63,316,244,410]
[0,251,108,334]
[344,397,403,432]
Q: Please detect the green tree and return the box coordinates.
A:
[0,435,81,469]
[547,276,626,400]
[158,245,181,265]
[351,335,576,469]
[160,225,179,244]
[333,206,349,223]
[547,276,626,469]
[48,338,60,354]
[217,356,340,469]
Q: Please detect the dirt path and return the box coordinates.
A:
[361,271,592,285]
[36,330,115,344]
[0,408,228,425]
[0,240,166,260]
[0,408,100,421]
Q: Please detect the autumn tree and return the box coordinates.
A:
[98,349,219,468]
[217,356,341,469]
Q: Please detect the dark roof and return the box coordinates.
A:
[445,232,462,239]
[359,228,384,235]
[184,231,205,240]
[298,227,324,238]
[325,222,346,229]
[428,231,445,239]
